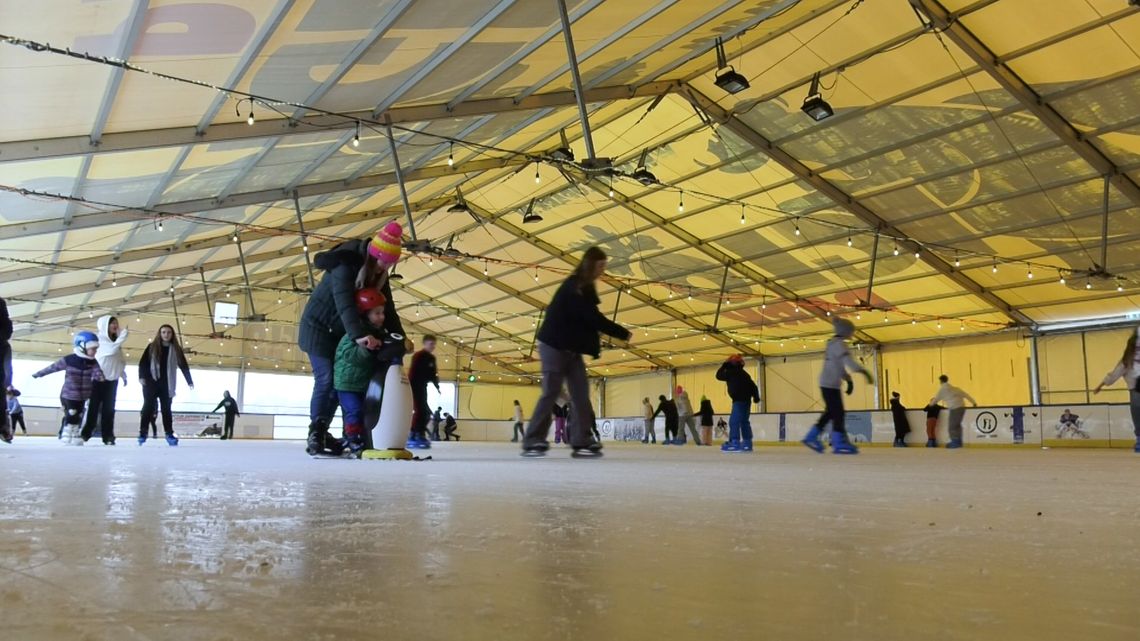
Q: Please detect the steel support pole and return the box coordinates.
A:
[385,119,418,241]
[1101,174,1111,270]
[198,268,217,336]
[713,263,730,329]
[866,231,881,306]
[235,238,258,318]
[555,0,597,160]
[292,191,316,287]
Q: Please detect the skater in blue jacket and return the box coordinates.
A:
[716,354,760,452]
[802,318,873,455]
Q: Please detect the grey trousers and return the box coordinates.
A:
[523,343,594,448]
[678,414,701,444]
[948,407,966,442]
[643,418,656,441]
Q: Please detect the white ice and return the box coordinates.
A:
[1,438,1138,640]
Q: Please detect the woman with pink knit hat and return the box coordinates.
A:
[298,220,406,456]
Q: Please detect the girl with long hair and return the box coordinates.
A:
[1094,328,1140,452]
[520,246,631,458]
[137,324,193,446]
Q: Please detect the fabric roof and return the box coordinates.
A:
[2,0,1139,381]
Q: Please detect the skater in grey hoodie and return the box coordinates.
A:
[674,386,701,445]
[801,318,873,455]
[83,315,128,444]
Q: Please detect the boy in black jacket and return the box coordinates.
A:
[716,355,760,453]
[652,395,679,445]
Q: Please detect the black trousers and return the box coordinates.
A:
[82,380,119,442]
[61,398,86,436]
[410,385,430,436]
[140,386,174,438]
[11,412,25,434]
[223,413,236,439]
[814,387,846,434]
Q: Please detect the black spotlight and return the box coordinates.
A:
[630,148,658,186]
[521,199,543,224]
[801,72,834,121]
[447,186,470,214]
[712,37,750,94]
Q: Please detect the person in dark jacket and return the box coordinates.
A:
[443,413,459,441]
[552,397,568,444]
[890,391,910,447]
[430,406,443,441]
[137,324,194,446]
[407,335,440,448]
[521,247,631,457]
[923,403,942,448]
[213,390,240,440]
[716,354,760,452]
[652,395,679,445]
[0,296,11,444]
[297,221,405,455]
[699,396,715,446]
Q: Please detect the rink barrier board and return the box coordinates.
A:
[13,406,276,439]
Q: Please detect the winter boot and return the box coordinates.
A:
[893,438,907,448]
[830,431,859,455]
[925,438,937,448]
[165,434,179,447]
[343,424,366,453]
[801,426,824,453]
[946,439,963,449]
[720,439,743,452]
[306,419,331,456]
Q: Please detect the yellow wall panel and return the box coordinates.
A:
[603,371,672,417]
[674,363,733,416]
[1037,333,1089,405]
[458,384,541,421]
[1082,327,1134,404]
[764,352,876,413]
[881,334,1031,406]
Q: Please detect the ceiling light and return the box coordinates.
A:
[447,142,454,166]
[801,72,834,121]
[352,121,360,147]
[447,187,470,214]
[713,37,750,94]
[522,199,543,224]
[631,149,658,185]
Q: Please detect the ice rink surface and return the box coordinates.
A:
[1,438,1138,640]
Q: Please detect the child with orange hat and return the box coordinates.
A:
[716,354,760,452]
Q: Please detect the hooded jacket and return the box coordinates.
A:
[298,239,404,358]
[33,354,104,401]
[716,361,760,404]
[675,390,693,416]
[333,325,406,394]
[94,315,129,383]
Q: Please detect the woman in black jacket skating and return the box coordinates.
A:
[890,391,910,447]
[138,324,193,446]
[521,247,631,457]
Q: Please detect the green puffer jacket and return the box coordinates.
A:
[334,333,377,393]
[333,330,408,393]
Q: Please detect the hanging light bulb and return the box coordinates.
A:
[688,288,693,300]
[740,204,746,225]
[277,296,282,304]
[937,320,943,329]
[534,267,540,282]
[1059,271,1066,285]
[1027,264,1034,280]
[960,321,966,331]
[232,229,239,243]
[246,106,255,126]
[352,121,360,147]
[534,164,541,184]
[608,175,615,198]
[677,191,684,214]
[157,218,164,232]
[893,243,899,256]
[447,142,454,166]
[911,318,917,325]
[954,253,960,268]
[111,274,117,287]
[847,236,853,247]
[1118,281,1125,292]
[914,249,920,258]
[88,310,93,319]
[1086,278,1093,290]
[992,259,998,274]
[794,222,800,236]
[855,312,861,320]
[483,261,488,275]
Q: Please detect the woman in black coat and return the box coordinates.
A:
[890,391,910,447]
[521,247,631,457]
[297,221,405,455]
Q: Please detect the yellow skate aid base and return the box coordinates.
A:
[361,448,415,460]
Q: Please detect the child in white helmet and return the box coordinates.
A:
[32,331,104,446]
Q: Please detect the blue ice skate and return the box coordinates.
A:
[739,440,753,452]
[137,436,146,446]
[801,426,824,453]
[830,431,858,455]
[946,439,963,449]
[925,439,937,448]
[165,434,179,447]
[720,440,745,453]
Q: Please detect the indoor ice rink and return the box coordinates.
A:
[3,1,1140,639]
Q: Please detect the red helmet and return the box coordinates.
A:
[727,354,745,365]
[355,288,387,313]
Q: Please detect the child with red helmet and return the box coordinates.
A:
[332,289,406,452]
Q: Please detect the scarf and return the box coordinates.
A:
[149,341,181,398]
